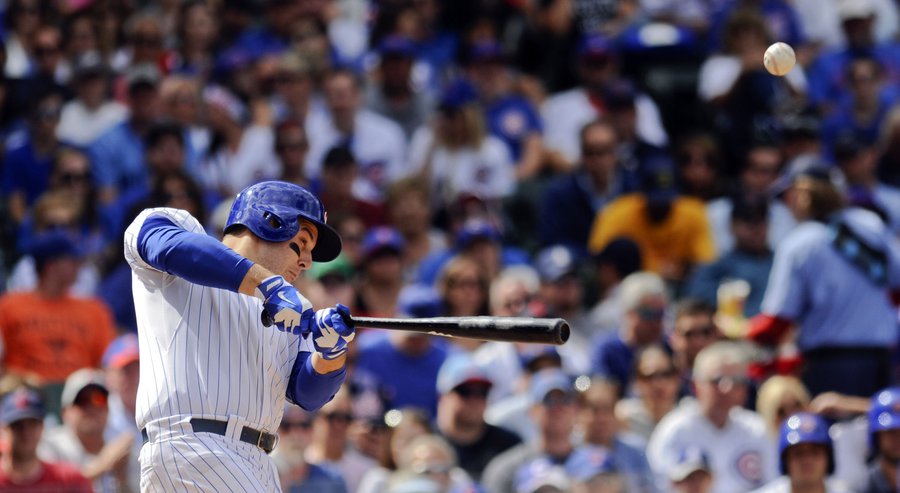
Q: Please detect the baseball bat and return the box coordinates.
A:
[262,311,569,345]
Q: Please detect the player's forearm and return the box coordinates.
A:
[287,351,347,411]
[310,352,346,374]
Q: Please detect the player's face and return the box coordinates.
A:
[266,220,318,283]
[785,443,829,484]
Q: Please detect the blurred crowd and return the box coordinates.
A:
[0,0,899,492]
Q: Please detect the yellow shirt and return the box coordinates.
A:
[588,194,716,274]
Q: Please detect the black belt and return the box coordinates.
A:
[141,418,278,454]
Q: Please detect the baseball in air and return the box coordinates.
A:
[763,42,796,76]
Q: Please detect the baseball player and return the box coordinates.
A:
[750,413,851,493]
[124,181,355,492]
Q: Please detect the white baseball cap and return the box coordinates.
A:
[837,0,875,21]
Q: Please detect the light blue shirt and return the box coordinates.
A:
[90,121,145,192]
[761,208,900,350]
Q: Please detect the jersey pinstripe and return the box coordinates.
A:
[124,207,313,434]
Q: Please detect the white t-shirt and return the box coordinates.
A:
[57,100,128,146]
[540,87,669,164]
[750,476,854,493]
[407,126,515,205]
[830,416,869,488]
[39,425,119,493]
[647,401,777,493]
[305,109,408,203]
[199,125,279,197]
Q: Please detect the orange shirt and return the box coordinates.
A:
[0,292,116,383]
[588,194,716,274]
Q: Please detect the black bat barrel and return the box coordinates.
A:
[351,316,570,346]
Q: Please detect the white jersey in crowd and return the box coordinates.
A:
[647,400,777,493]
[124,207,313,435]
[407,125,515,205]
[749,476,854,493]
[540,87,669,165]
[304,108,408,203]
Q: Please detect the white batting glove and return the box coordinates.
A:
[312,304,355,360]
[257,275,313,335]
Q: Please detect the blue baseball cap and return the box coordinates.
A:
[361,227,405,261]
[769,155,836,198]
[29,230,82,267]
[439,78,479,111]
[0,388,45,425]
[437,354,492,395]
[579,34,616,59]
[103,333,140,369]
[379,35,417,58]
[519,346,562,371]
[565,445,618,482]
[669,446,711,482]
[529,369,574,405]
[397,284,443,318]
[536,245,578,283]
[639,153,678,203]
[602,78,637,110]
[469,40,505,63]
[455,219,502,249]
[514,457,571,493]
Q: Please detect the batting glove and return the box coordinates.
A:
[312,304,355,360]
[257,275,313,335]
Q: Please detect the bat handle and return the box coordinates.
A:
[261,309,272,327]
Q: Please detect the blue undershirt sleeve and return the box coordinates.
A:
[136,216,254,292]
[286,350,346,411]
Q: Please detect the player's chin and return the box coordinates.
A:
[284,269,300,283]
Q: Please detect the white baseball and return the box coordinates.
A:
[763,42,796,76]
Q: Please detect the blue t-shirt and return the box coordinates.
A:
[1,132,52,205]
[485,95,542,161]
[591,332,634,392]
[89,121,146,194]
[287,463,348,493]
[355,337,448,418]
[807,43,900,107]
[708,0,804,54]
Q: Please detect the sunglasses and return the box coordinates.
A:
[681,326,716,340]
[582,145,616,157]
[635,306,665,321]
[412,463,454,475]
[74,389,108,408]
[280,420,313,431]
[323,412,354,425]
[705,375,750,389]
[543,393,575,408]
[453,385,490,400]
[638,368,677,381]
[59,172,89,184]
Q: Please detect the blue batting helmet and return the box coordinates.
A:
[869,387,900,453]
[778,412,833,474]
[224,181,342,262]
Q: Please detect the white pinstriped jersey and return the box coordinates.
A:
[124,208,313,433]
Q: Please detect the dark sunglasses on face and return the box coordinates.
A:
[635,306,665,321]
[706,375,750,389]
[582,145,616,157]
[280,420,313,431]
[59,172,89,184]
[682,326,716,339]
[638,368,677,381]
[74,389,108,408]
[323,412,354,425]
[453,385,490,400]
[543,392,575,408]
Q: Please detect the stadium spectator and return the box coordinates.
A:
[273,404,348,493]
[833,133,900,232]
[647,341,776,493]
[591,271,669,394]
[365,35,433,139]
[435,354,520,482]
[353,226,406,318]
[615,344,682,443]
[57,51,126,146]
[588,237,643,335]
[0,387,93,492]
